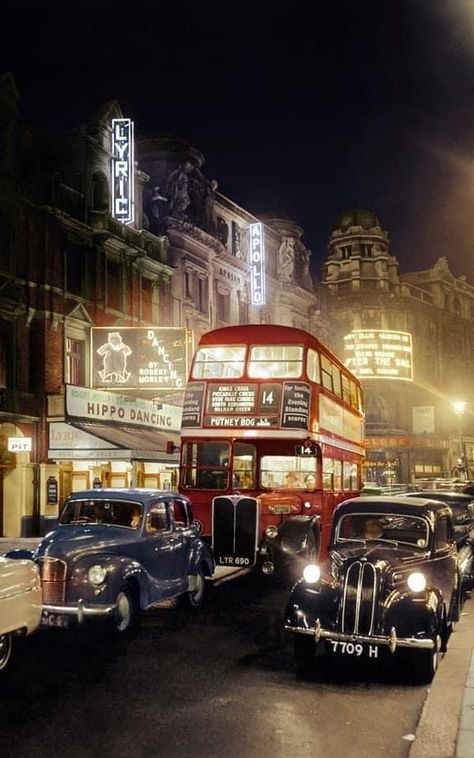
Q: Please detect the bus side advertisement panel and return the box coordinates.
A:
[319,394,364,444]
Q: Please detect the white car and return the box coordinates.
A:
[0,556,42,672]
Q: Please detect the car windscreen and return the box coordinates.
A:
[60,499,143,529]
[336,513,429,548]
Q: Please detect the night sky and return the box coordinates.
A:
[4,0,474,279]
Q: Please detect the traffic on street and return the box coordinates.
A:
[0,565,457,758]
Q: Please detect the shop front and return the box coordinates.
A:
[364,435,449,485]
[45,386,182,530]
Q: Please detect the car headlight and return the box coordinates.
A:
[407,572,427,592]
[303,564,321,584]
[265,525,279,539]
[88,564,107,586]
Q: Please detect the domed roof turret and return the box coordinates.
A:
[333,209,380,233]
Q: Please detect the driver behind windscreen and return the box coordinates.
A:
[363,517,383,539]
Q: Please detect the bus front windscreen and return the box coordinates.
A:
[181,441,230,490]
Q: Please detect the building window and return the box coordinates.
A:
[340,245,352,259]
[91,173,110,212]
[66,338,85,385]
[216,291,229,322]
[106,258,123,312]
[141,277,153,322]
[360,244,373,257]
[238,296,248,324]
[65,242,95,299]
[197,277,207,313]
[0,332,6,388]
[185,271,193,299]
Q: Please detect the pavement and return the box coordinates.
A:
[1,537,474,757]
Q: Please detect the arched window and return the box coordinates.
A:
[91,173,110,212]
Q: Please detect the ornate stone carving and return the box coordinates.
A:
[278,236,296,281]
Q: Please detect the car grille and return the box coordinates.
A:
[212,496,259,567]
[341,561,377,636]
[37,557,67,604]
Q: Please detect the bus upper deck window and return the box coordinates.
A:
[192,346,246,379]
[248,345,303,378]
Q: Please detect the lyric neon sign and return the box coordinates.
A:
[111,118,134,224]
[249,222,266,305]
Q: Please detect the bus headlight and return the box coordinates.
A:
[88,564,107,586]
[265,525,279,539]
[303,564,321,584]
[407,572,426,592]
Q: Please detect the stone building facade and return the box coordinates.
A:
[321,209,474,484]
[2,73,473,536]
[0,75,324,536]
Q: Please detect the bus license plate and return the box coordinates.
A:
[326,640,379,659]
[217,556,251,567]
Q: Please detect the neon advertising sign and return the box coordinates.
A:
[344,330,413,381]
[249,222,266,305]
[111,118,134,224]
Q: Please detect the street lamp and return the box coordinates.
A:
[452,401,468,480]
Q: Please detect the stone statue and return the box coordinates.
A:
[166,161,192,218]
[300,246,311,281]
[278,236,296,281]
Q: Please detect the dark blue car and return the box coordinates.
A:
[10,489,214,634]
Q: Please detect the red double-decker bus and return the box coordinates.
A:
[178,324,365,581]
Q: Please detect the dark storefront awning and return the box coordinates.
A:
[50,420,180,463]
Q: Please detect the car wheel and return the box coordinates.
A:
[110,583,140,635]
[187,567,206,608]
[412,634,441,684]
[293,634,316,676]
[0,633,12,672]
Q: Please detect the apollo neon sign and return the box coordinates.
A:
[111,118,134,224]
[249,222,266,305]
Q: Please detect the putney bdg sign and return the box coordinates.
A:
[249,222,266,305]
[111,118,134,224]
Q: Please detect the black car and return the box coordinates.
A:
[403,490,474,596]
[284,496,462,684]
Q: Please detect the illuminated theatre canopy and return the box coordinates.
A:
[344,330,413,381]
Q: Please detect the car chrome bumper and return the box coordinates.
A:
[42,600,115,623]
[284,618,435,653]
